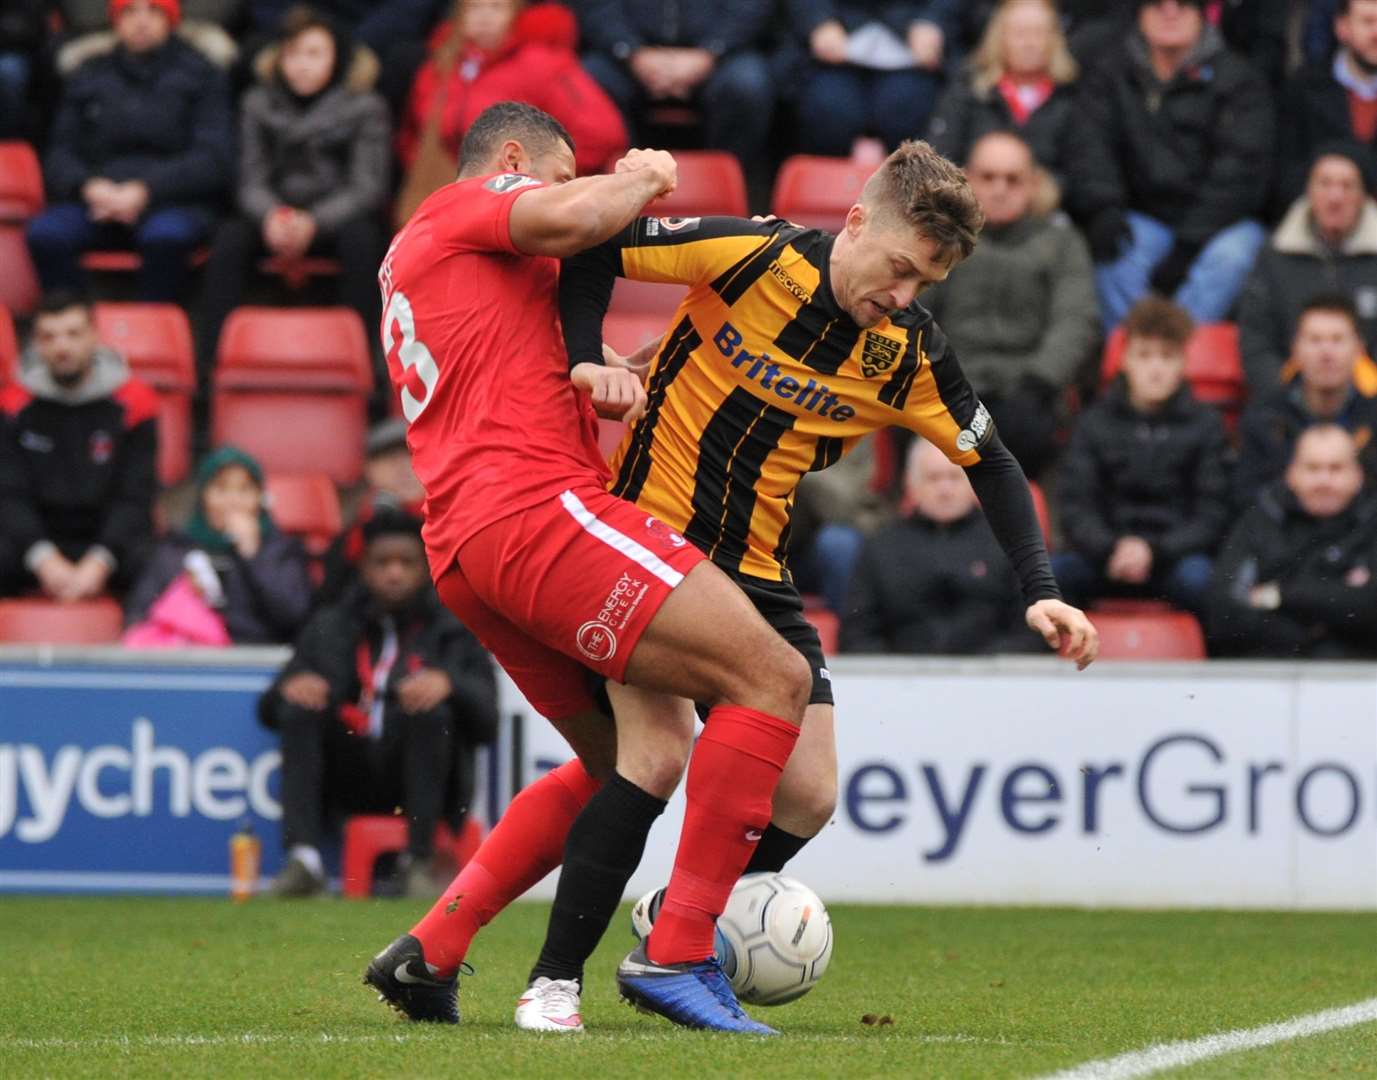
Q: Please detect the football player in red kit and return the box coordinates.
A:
[364,102,810,1034]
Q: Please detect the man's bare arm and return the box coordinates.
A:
[508,149,676,258]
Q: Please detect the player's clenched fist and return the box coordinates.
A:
[615,148,677,198]
[1025,599,1099,670]
[571,361,648,423]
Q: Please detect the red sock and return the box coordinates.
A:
[646,705,799,965]
[410,759,599,975]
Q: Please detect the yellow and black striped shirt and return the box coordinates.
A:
[561,216,1010,584]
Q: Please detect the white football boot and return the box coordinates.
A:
[514,977,585,1033]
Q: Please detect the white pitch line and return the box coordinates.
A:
[1034,996,1377,1080]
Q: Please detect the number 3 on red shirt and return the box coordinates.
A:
[382,289,439,422]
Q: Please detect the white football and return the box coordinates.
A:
[629,885,663,942]
[631,874,833,1006]
[717,873,833,1006]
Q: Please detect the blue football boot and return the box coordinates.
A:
[616,941,778,1035]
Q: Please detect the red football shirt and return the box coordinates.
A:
[378,173,608,579]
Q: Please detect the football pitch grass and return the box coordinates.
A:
[3,898,1376,1079]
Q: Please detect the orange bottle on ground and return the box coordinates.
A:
[230,820,261,902]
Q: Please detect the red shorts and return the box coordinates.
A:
[436,485,705,720]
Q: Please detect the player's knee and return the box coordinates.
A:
[618,721,692,798]
[795,776,838,835]
[774,647,815,720]
[709,629,810,721]
[632,750,688,801]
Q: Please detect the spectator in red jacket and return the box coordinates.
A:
[0,291,158,599]
[396,1,627,177]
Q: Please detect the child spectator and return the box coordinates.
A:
[0,291,157,599]
[259,508,498,898]
[1208,424,1377,658]
[26,0,233,302]
[1238,145,1377,396]
[197,6,390,379]
[1235,295,1377,508]
[396,0,626,222]
[929,0,1080,205]
[1070,0,1272,328]
[842,438,1032,654]
[125,446,312,643]
[1054,297,1229,614]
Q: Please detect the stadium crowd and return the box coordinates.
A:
[2,0,1377,662]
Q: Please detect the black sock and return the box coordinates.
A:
[743,823,811,874]
[527,772,666,987]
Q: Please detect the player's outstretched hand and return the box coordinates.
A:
[615,148,677,198]
[601,337,661,384]
[572,361,648,423]
[1026,599,1099,670]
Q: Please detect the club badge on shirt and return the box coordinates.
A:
[89,430,114,465]
[859,331,903,378]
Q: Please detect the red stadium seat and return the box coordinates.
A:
[804,606,841,655]
[1027,479,1052,548]
[1093,598,1173,615]
[93,303,196,486]
[264,472,342,556]
[601,311,668,358]
[771,155,872,234]
[1100,323,1246,415]
[0,141,43,222]
[0,143,44,316]
[649,150,748,218]
[211,306,373,484]
[608,277,686,318]
[80,248,209,273]
[1091,610,1206,660]
[0,226,40,315]
[0,305,17,384]
[259,253,342,289]
[0,597,125,644]
[341,814,484,898]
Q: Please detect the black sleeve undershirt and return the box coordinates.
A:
[964,430,1062,605]
[559,231,631,370]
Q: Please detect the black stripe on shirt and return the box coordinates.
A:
[877,327,922,411]
[611,315,700,502]
[685,386,797,569]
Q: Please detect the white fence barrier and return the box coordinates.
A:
[505,658,1377,909]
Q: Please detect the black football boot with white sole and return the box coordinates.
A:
[363,934,463,1024]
